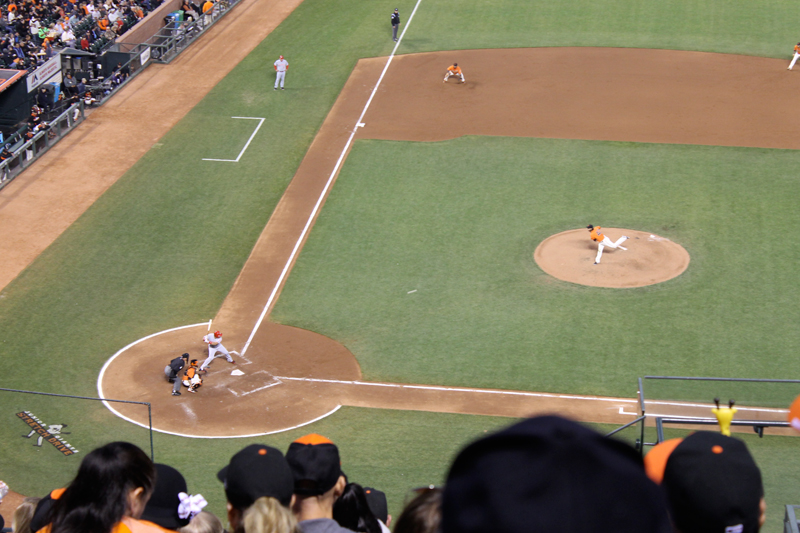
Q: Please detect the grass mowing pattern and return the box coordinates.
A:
[406,0,799,58]
[1,0,800,517]
[272,137,800,397]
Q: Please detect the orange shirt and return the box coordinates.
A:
[38,516,172,533]
[795,44,800,53]
[202,1,213,13]
[590,227,604,242]
[447,65,462,75]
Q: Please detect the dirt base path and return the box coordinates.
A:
[100,48,798,437]
[0,0,304,291]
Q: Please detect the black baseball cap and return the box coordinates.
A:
[141,464,190,529]
[286,434,342,496]
[217,444,294,508]
[442,416,671,533]
[364,487,388,523]
[645,431,763,533]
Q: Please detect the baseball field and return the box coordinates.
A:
[2,0,800,529]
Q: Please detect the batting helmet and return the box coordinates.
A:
[214,330,222,337]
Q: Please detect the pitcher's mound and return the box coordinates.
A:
[534,228,690,288]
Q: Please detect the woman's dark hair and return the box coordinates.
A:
[393,487,442,533]
[49,442,156,533]
[332,483,381,533]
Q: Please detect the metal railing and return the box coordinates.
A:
[786,505,800,533]
[605,375,798,454]
[115,0,236,65]
[0,101,86,190]
[0,387,154,460]
[0,0,242,187]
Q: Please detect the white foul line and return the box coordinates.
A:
[240,0,426,356]
[273,376,638,403]
[202,117,265,162]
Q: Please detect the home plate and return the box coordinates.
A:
[231,369,245,376]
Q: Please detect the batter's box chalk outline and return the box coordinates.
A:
[227,370,283,397]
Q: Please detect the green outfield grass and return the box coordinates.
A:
[405,0,799,58]
[272,137,800,397]
[2,0,800,527]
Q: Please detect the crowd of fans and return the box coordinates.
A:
[0,416,768,533]
[0,0,161,71]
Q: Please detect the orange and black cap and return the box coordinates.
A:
[644,431,763,533]
[286,434,342,496]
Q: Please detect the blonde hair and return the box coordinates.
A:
[12,497,41,533]
[240,497,298,533]
[178,512,224,533]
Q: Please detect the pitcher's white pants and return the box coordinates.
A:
[595,236,628,264]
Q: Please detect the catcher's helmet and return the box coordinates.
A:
[214,330,222,337]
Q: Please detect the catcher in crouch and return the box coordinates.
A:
[587,225,629,264]
[182,359,203,393]
[444,63,465,83]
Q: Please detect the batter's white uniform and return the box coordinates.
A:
[274,57,288,89]
[200,333,234,370]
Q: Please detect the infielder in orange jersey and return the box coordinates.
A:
[789,43,800,70]
[444,63,465,83]
[587,224,629,264]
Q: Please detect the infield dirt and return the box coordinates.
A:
[4,43,798,434]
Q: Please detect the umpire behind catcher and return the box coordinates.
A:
[165,353,189,396]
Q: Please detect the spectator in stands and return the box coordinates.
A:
[363,488,390,533]
[178,512,223,533]
[393,487,440,533]
[12,496,41,533]
[180,0,198,21]
[28,104,42,127]
[83,89,96,106]
[332,483,381,533]
[97,13,109,30]
[1,144,13,162]
[36,87,50,112]
[644,431,766,533]
[286,434,351,533]
[29,17,40,45]
[63,72,77,95]
[46,442,156,533]
[441,416,672,533]
[217,444,299,533]
[201,0,213,25]
[140,464,206,532]
[77,77,86,95]
[61,26,76,47]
